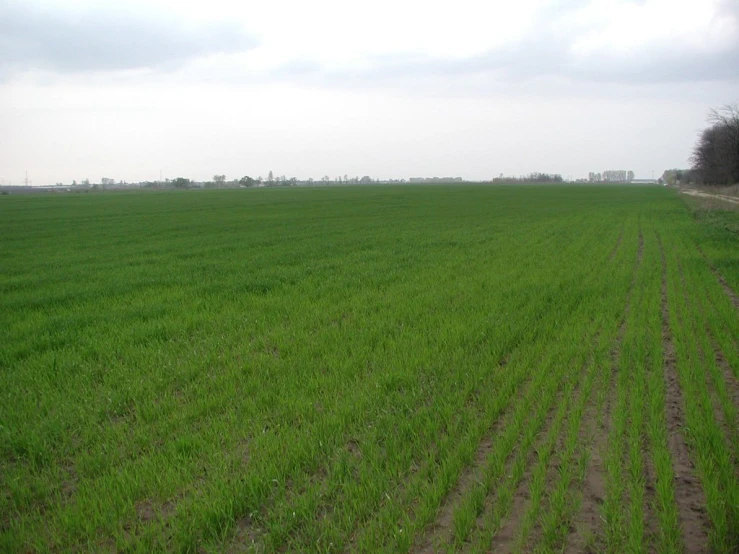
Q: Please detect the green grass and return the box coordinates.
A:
[1,185,738,553]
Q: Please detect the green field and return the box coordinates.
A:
[1,185,738,553]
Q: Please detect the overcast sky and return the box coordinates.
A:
[1,0,738,184]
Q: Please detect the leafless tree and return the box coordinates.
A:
[692,103,739,185]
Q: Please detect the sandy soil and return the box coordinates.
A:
[679,188,739,205]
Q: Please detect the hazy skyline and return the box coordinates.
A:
[2,0,738,185]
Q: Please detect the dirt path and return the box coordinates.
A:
[679,189,739,206]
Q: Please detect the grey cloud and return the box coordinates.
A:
[268,1,739,88]
[718,0,739,18]
[0,4,257,77]
[263,37,739,93]
[457,37,739,85]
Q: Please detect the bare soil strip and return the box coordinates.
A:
[489,354,593,553]
[564,405,602,552]
[488,463,533,552]
[564,364,612,554]
[411,358,527,554]
[519,359,599,553]
[565,229,644,552]
[642,439,660,548]
[474,357,586,554]
[480,401,561,553]
[632,231,660,550]
[413,436,497,553]
[659,238,710,553]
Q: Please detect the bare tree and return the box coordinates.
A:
[708,104,739,136]
[692,103,739,185]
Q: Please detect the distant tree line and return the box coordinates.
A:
[136,172,380,189]
[587,170,634,183]
[409,177,463,183]
[492,172,564,183]
[48,173,473,189]
[691,104,739,186]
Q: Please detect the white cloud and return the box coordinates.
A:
[569,0,736,54]
[3,0,737,86]
[0,2,256,78]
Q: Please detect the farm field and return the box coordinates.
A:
[1,185,738,553]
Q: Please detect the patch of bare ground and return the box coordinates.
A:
[135,498,176,523]
[93,536,119,553]
[487,467,532,552]
[499,356,596,554]
[56,462,78,502]
[102,496,178,550]
[658,237,710,553]
[472,371,574,554]
[479,324,605,553]
[227,516,266,554]
[564,364,610,554]
[489,391,571,553]
[412,419,506,553]
[694,243,739,311]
